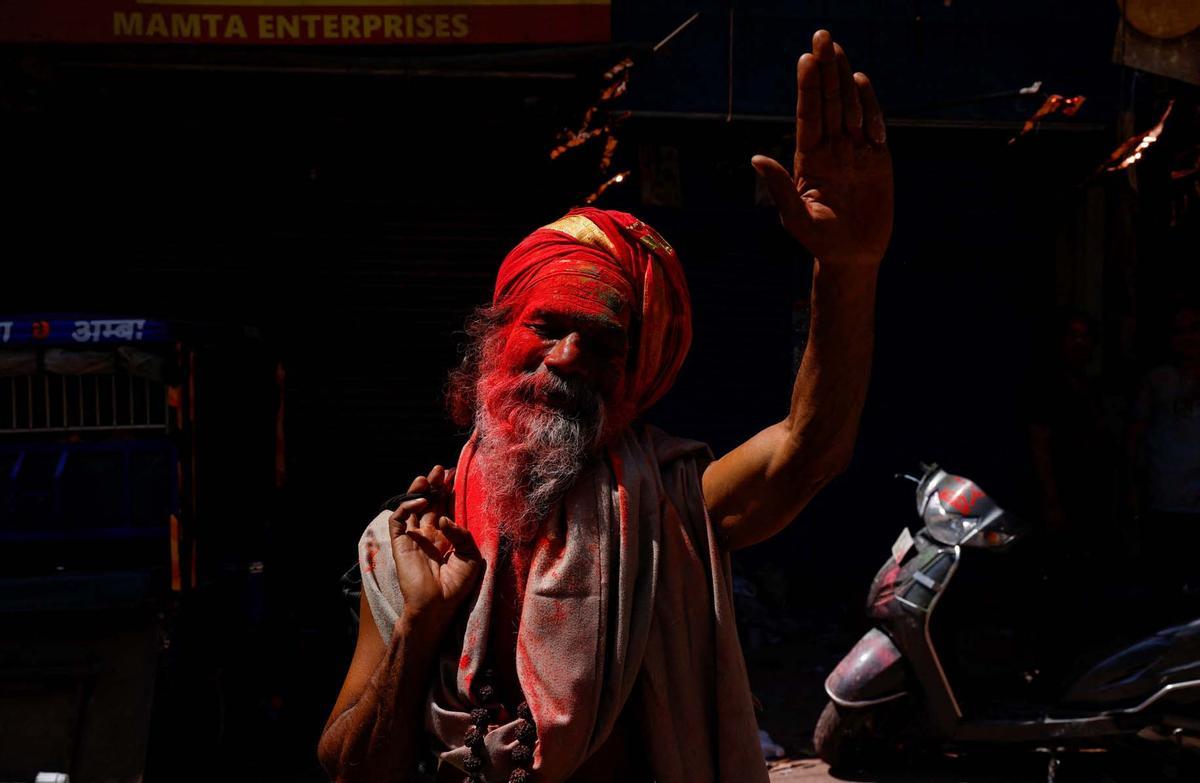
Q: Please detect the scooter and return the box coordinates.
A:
[815,464,1200,768]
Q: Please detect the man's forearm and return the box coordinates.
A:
[704,258,879,550]
[318,615,443,783]
[782,259,879,477]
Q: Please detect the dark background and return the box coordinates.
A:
[2,1,1197,780]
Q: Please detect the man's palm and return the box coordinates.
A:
[389,467,481,623]
[394,523,479,614]
[753,30,893,267]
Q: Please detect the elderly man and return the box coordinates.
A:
[319,29,892,783]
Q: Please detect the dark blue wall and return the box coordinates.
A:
[613,0,1118,122]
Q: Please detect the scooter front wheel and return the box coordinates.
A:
[813,699,906,771]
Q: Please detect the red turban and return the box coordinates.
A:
[493,207,692,414]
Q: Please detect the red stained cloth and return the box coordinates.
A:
[493,207,692,414]
[359,428,767,783]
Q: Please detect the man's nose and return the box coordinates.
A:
[543,332,587,375]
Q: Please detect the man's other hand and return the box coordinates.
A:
[388,465,480,629]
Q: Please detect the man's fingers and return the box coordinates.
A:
[402,529,446,562]
[855,71,886,145]
[427,464,445,487]
[418,508,440,537]
[405,510,423,534]
[391,508,425,553]
[752,155,816,240]
[751,155,797,209]
[388,498,428,549]
[441,520,480,561]
[795,52,821,154]
[813,30,841,142]
[399,497,430,515]
[834,43,862,141]
[407,474,430,494]
[389,513,404,542]
[418,509,453,557]
[389,496,429,526]
[415,512,458,560]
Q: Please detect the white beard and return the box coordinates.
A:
[472,368,606,543]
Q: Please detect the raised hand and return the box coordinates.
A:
[388,465,480,628]
[752,30,893,268]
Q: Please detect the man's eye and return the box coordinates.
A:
[526,322,553,338]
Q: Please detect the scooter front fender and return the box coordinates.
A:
[825,627,909,708]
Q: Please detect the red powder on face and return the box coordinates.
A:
[493,208,694,428]
[493,278,634,418]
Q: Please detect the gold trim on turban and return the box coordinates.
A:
[540,214,619,256]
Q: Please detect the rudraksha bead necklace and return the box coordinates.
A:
[462,668,537,783]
